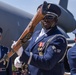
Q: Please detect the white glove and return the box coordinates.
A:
[11,41,17,48]
[11,41,23,56]
[14,56,22,68]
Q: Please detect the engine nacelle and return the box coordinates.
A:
[57,5,76,32]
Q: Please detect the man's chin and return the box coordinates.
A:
[43,27,51,30]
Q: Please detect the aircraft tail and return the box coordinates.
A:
[59,0,68,9]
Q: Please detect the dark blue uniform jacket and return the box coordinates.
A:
[0,46,12,75]
[20,26,67,75]
[67,43,76,75]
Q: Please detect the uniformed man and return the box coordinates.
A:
[0,27,12,75]
[13,2,67,75]
[67,29,76,75]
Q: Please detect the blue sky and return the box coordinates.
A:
[0,0,76,39]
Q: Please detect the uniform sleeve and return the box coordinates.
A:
[6,58,12,75]
[67,45,76,74]
[6,48,12,75]
[20,36,67,70]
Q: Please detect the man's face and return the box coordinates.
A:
[41,14,56,30]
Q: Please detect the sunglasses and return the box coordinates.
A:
[43,15,55,20]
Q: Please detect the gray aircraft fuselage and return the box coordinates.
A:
[0,1,76,48]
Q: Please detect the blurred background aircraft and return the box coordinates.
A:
[0,0,76,73]
[0,0,76,48]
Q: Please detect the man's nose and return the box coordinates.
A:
[43,19,48,22]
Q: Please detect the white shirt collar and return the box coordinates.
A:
[35,28,51,42]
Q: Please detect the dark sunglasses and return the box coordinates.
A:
[43,15,55,20]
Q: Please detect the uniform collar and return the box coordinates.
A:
[45,25,57,35]
[40,25,57,36]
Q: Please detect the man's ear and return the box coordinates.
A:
[54,17,58,23]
